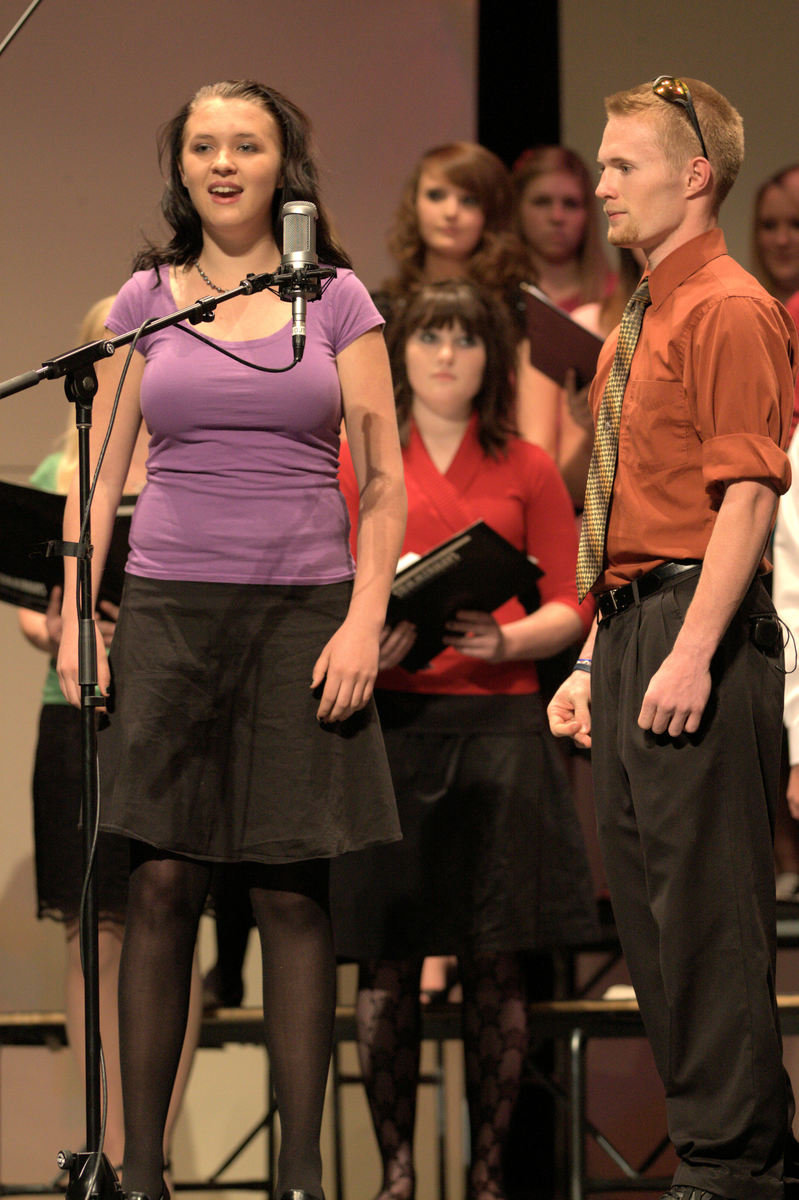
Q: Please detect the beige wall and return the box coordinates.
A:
[559,0,799,267]
[0,0,477,479]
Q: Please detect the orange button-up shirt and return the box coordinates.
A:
[589,228,797,592]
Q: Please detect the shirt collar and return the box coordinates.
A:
[646,228,728,310]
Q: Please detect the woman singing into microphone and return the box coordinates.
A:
[57,79,405,1200]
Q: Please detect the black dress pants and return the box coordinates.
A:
[592,572,790,1200]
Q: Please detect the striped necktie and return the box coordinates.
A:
[576,278,651,601]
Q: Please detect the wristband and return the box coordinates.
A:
[572,658,592,674]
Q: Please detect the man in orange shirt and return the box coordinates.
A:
[549,77,797,1200]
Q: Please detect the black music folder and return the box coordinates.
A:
[521,281,603,389]
[387,520,543,671]
[0,480,133,611]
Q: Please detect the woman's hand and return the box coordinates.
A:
[310,616,381,723]
[57,612,111,708]
[443,610,506,662]
[378,620,417,670]
[96,598,120,649]
[564,368,594,432]
[19,586,64,657]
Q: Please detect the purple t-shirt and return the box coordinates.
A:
[106,265,382,584]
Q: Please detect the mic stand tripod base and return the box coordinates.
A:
[58,1149,124,1200]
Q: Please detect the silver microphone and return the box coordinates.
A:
[281,200,318,363]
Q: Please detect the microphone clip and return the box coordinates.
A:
[244,263,336,300]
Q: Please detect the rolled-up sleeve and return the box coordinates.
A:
[689,295,795,501]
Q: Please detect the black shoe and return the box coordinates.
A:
[661,1187,725,1200]
[279,1191,323,1200]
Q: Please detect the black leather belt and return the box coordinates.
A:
[596,561,701,619]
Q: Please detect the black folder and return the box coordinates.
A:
[386,520,543,671]
[0,480,133,611]
[521,281,604,389]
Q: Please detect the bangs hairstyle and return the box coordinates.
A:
[604,77,744,213]
[387,280,518,457]
[511,144,610,304]
[133,79,351,274]
[383,142,529,307]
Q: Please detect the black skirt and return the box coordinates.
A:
[98,574,399,863]
[33,703,129,923]
[331,690,599,958]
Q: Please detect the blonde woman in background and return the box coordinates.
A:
[18,296,201,1179]
[751,164,799,304]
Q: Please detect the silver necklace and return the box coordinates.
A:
[193,260,226,294]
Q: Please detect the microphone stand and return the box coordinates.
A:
[0,269,293,1200]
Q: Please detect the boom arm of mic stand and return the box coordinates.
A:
[0,275,281,401]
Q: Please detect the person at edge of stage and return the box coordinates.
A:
[18,300,203,1182]
[547,75,799,1200]
[56,79,406,1200]
[332,278,598,1200]
[774,432,799,824]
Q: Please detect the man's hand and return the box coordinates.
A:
[637,645,711,736]
[636,479,778,738]
[547,670,592,749]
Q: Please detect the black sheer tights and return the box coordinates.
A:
[356,952,528,1200]
[247,859,335,1198]
[120,845,333,1200]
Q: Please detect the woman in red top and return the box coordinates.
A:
[333,281,597,1200]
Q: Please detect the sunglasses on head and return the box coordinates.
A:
[652,75,709,161]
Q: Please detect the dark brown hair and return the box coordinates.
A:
[134,79,351,273]
[387,280,518,457]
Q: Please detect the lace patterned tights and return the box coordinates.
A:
[356,951,528,1200]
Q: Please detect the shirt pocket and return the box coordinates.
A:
[618,379,693,480]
